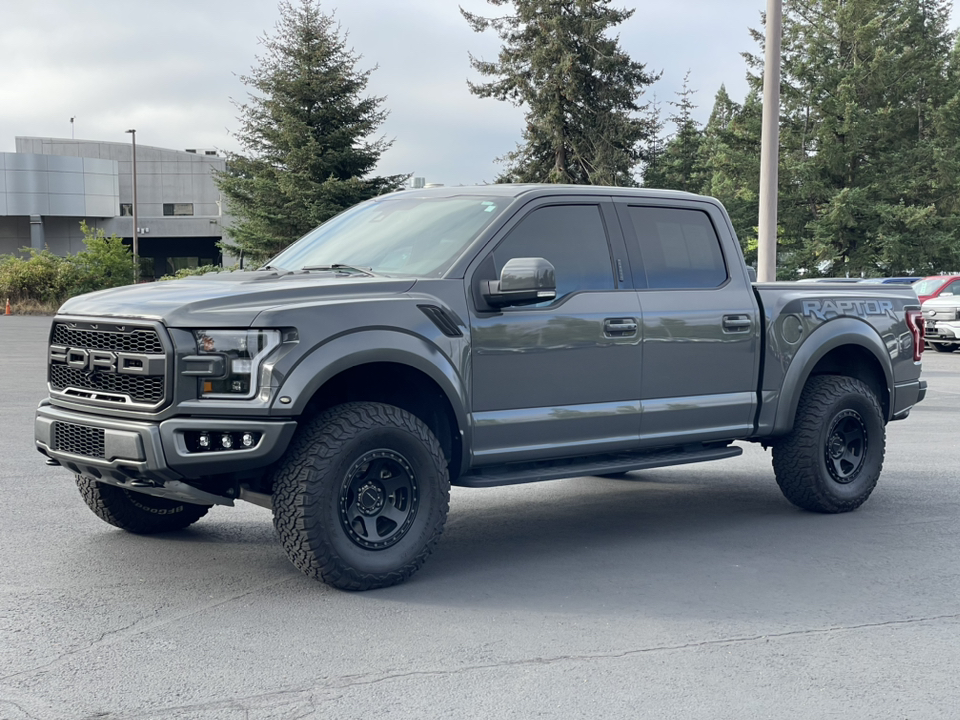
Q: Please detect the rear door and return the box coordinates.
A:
[466,198,643,465]
[614,199,760,445]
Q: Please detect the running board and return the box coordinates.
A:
[455,444,743,489]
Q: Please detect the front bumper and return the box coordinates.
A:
[35,401,297,496]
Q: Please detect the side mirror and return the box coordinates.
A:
[746,266,758,283]
[483,257,557,308]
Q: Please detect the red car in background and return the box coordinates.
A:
[913,275,960,303]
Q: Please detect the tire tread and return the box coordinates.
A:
[772,375,885,513]
[271,402,450,591]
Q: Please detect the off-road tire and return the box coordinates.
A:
[272,402,450,591]
[772,375,885,513]
[76,476,210,533]
[932,343,958,353]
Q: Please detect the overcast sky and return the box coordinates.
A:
[1,0,957,186]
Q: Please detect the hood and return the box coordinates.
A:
[921,294,960,310]
[58,270,417,327]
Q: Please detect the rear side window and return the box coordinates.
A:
[943,280,960,296]
[492,204,615,301]
[627,207,727,289]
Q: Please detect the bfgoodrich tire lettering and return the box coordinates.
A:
[76,475,210,533]
[772,375,885,513]
[271,402,450,591]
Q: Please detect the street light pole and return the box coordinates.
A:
[125,129,139,282]
[757,0,783,282]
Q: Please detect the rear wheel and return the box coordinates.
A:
[271,402,450,591]
[76,476,210,533]
[772,375,885,513]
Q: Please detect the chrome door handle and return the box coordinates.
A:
[604,318,638,337]
[722,315,752,332]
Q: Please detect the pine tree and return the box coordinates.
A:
[642,73,705,193]
[699,86,763,266]
[216,0,407,266]
[462,0,658,185]
[748,0,960,276]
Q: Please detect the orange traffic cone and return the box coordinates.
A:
[3,299,10,316]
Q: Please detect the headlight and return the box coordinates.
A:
[194,329,281,399]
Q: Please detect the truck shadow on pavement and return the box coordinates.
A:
[59,461,952,618]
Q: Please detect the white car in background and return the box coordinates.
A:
[923,294,960,353]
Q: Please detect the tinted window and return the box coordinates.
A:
[627,207,727,289]
[943,280,960,296]
[492,205,614,301]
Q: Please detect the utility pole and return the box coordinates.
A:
[757,0,782,282]
[125,129,139,282]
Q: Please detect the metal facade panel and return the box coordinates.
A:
[6,193,50,215]
[6,169,49,193]
[47,171,85,195]
[49,194,86,216]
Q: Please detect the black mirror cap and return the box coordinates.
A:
[483,257,558,308]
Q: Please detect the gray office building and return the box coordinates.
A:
[0,137,229,279]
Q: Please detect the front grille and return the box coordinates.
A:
[52,325,164,353]
[53,422,105,459]
[50,365,165,403]
[48,322,169,408]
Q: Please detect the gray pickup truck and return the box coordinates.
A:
[35,185,927,590]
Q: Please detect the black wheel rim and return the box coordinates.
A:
[339,449,420,550]
[824,409,868,484]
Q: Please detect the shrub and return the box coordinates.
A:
[0,222,134,307]
[158,265,224,281]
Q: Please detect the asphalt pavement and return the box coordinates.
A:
[1,315,959,719]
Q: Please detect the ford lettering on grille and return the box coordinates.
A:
[49,346,164,376]
[48,323,169,408]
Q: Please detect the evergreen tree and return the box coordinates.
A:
[699,86,763,266]
[643,73,705,193]
[462,0,658,185]
[745,0,960,277]
[217,0,407,266]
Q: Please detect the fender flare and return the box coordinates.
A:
[772,317,894,435]
[272,328,469,447]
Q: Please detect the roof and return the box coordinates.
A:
[390,183,706,202]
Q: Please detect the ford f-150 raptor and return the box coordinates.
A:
[35,185,928,590]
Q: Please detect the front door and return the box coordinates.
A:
[468,200,643,465]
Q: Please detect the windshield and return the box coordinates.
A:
[269,194,506,277]
[912,277,944,296]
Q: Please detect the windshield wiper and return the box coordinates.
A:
[301,264,375,276]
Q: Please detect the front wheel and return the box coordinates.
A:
[772,375,885,513]
[271,402,450,591]
[932,343,958,353]
[76,476,210,533]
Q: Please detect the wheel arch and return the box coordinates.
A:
[275,331,468,479]
[772,318,893,436]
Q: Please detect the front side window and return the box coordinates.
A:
[491,204,615,302]
[627,207,727,289]
[942,280,960,296]
[271,194,507,277]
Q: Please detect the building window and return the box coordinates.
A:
[120,203,133,217]
[163,203,194,216]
